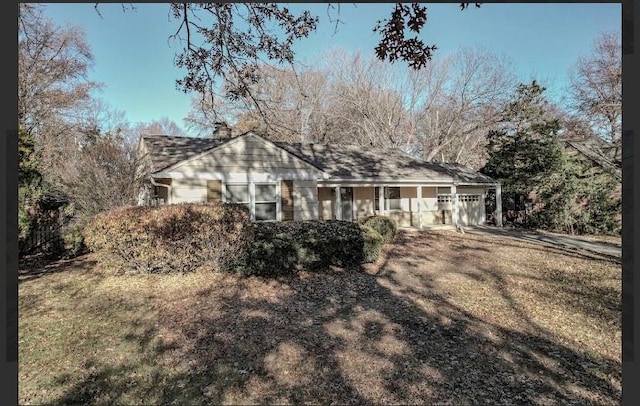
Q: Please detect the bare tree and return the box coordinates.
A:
[413,46,516,168]
[249,65,332,142]
[58,130,143,219]
[133,116,188,137]
[183,92,243,137]
[321,50,410,148]
[193,64,333,142]
[568,31,621,161]
[181,45,514,169]
[18,3,101,176]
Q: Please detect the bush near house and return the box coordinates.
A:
[239,221,384,277]
[357,215,398,244]
[84,203,253,274]
[86,205,388,277]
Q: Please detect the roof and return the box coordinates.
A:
[276,142,496,183]
[141,133,497,184]
[141,135,226,173]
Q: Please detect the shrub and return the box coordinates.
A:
[85,202,253,274]
[357,215,397,244]
[360,225,384,263]
[61,221,87,259]
[240,220,384,277]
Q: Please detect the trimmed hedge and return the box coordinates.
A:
[357,215,397,244]
[84,203,253,274]
[240,220,384,277]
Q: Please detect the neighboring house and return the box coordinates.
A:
[137,131,503,228]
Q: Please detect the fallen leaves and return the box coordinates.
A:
[19,230,620,405]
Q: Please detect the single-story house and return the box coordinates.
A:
[137,130,503,228]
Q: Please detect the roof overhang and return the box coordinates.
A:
[317,178,498,187]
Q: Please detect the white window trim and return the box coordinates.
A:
[374,186,402,212]
[255,182,281,222]
[223,181,281,222]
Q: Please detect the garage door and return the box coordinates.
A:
[458,195,484,225]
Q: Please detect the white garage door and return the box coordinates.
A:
[458,194,484,225]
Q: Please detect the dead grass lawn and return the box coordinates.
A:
[19,230,621,404]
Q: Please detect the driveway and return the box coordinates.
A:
[463,225,621,258]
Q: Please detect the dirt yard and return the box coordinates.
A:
[19,230,621,405]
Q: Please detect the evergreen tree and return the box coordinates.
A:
[482,81,563,220]
[482,81,621,235]
[18,127,46,242]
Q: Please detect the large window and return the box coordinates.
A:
[225,182,278,221]
[374,187,402,211]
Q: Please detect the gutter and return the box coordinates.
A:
[150,177,171,205]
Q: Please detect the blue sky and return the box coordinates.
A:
[43,3,621,135]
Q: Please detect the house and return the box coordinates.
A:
[137,131,503,228]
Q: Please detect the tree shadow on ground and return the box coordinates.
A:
[51,246,620,404]
[460,231,621,265]
[466,227,621,261]
[19,254,97,283]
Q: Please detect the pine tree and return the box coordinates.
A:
[482,81,563,222]
[482,81,621,234]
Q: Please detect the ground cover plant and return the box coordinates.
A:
[19,229,620,404]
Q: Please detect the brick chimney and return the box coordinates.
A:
[213,121,232,139]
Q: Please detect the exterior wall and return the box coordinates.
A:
[389,186,443,227]
[312,185,465,227]
[420,187,438,211]
[171,178,207,203]
[388,211,413,227]
[381,185,488,227]
[354,187,375,219]
[411,210,452,227]
[293,180,318,220]
[161,134,323,207]
[318,187,335,220]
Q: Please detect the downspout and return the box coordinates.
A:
[150,177,171,205]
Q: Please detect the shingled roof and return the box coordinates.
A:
[141,133,497,184]
[141,135,226,173]
[276,142,496,183]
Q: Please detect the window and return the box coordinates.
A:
[459,195,480,202]
[254,183,277,221]
[374,187,402,211]
[437,187,452,205]
[387,187,401,210]
[226,183,251,213]
[225,182,278,222]
[227,184,249,203]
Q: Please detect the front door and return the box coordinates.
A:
[341,187,354,221]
